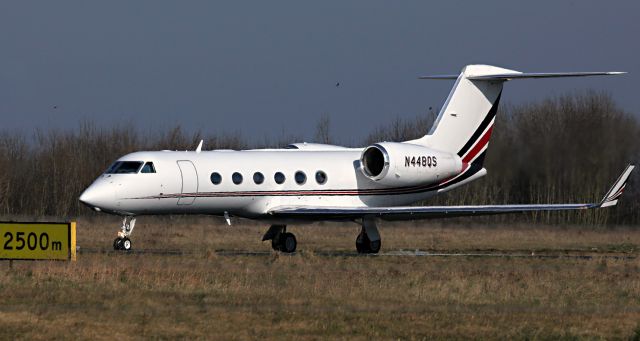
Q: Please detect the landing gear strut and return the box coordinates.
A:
[113,216,136,251]
[356,217,381,254]
[262,224,297,253]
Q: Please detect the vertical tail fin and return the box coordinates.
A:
[408,65,512,169]
[408,64,624,170]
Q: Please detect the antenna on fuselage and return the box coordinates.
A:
[195,140,204,153]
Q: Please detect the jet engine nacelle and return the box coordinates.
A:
[360,142,463,186]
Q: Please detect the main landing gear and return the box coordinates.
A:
[113,216,136,251]
[261,218,382,254]
[356,217,381,254]
[262,224,297,253]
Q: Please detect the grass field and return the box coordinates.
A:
[2,217,640,340]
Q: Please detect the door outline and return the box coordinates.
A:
[177,160,198,205]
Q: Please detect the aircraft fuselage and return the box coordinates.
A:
[80,149,460,219]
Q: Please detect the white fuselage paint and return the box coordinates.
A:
[81,148,468,219]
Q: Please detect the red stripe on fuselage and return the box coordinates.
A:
[130,162,478,200]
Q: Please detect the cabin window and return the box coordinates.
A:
[141,162,156,173]
[253,172,264,184]
[210,172,222,185]
[232,172,243,185]
[315,171,327,185]
[295,171,306,185]
[274,172,285,184]
[105,161,144,174]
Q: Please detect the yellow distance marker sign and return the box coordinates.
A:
[1,222,76,261]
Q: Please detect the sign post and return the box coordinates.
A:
[1,222,77,261]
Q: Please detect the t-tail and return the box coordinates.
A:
[407,64,625,175]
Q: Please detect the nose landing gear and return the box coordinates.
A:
[113,216,136,251]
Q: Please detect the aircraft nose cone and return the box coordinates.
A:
[78,189,94,206]
[79,188,99,211]
[79,181,112,211]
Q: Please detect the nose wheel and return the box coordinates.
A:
[113,216,136,251]
[113,237,132,251]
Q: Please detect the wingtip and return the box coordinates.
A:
[599,164,635,207]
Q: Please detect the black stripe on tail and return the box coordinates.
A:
[457,91,502,158]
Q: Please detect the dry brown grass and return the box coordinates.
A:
[1,217,640,340]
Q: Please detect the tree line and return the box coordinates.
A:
[0,91,638,225]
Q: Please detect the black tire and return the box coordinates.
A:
[368,239,381,254]
[356,232,369,254]
[122,237,132,251]
[271,238,281,251]
[280,233,297,253]
[113,237,122,250]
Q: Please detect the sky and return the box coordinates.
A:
[0,1,638,145]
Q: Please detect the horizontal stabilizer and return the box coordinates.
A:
[418,75,459,80]
[419,67,625,81]
[468,71,626,81]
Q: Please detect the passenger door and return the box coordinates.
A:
[177,160,198,205]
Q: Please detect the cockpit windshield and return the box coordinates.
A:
[105,161,144,174]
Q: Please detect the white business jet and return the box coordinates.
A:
[79,64,634,253]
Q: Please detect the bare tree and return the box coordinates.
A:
[314,113,332,144]
[0,91,637,225]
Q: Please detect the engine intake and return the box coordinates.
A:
[361,145,388,179]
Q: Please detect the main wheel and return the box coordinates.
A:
[113,237,123,250]
[368,239,381,254]
[271,236,281,251]
[122,237,132,251]
[279,233,297,253]
[356,232,369,253]
[355,232,381,254]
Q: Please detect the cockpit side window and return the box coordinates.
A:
[141,162,156,174]
[105,161,144,174]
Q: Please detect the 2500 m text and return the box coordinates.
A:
[3,231,62,251]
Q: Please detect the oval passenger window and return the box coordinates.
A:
[315,171,327,185]
[232,172,243,185]
[274,172,285,184]
[295,171,306,185]
[253,172,264,184]
[210,172,222,185]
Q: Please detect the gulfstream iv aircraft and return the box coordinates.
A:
[79,65,634,253]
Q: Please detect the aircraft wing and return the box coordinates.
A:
[268,164,634,221]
